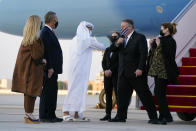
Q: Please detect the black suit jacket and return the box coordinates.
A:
[40,26,63,74]
[117,31,148,79]
[148,35,179,83]
[102,44,119,75]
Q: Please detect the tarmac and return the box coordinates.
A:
[0,93,195,131]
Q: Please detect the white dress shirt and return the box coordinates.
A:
[125,30,134,47]
[45,24,53,31]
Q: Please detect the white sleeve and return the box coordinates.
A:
[89,37,105,50]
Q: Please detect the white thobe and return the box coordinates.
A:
[63,37,105,113]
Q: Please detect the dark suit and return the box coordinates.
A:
[159,35,179,82]
[102,43,119,115]
[39,26,63,119]
[116,31,157,120]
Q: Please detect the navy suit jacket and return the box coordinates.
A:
[40,26,63,74]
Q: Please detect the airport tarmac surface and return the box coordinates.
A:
[0,94,195,131]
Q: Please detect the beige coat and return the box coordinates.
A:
[12,39,44,97]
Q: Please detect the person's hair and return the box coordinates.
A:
[44,11,56,24]
[161,22,177,35]
[122,19,134,28]
[112,32,120,36]
[22,15,41,46]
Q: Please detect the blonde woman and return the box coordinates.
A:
[12,15,46,124]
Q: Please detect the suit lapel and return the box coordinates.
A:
[45,26,60,44]
[44,26,58,39]
[125,31,136,48]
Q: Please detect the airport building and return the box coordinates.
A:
[0,79,12,89]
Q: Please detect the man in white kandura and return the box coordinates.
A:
[62,21,105,122]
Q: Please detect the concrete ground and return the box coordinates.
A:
[0,94,195,131]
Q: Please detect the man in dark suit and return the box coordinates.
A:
[109,19,158,123]
[39,11,63,122]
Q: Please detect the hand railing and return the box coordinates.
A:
[172,0,196,23]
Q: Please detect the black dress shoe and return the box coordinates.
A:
[158,117,173,123]
[158,119,167,125]
[40,118,50,122]
[52,117,63,122]
[42,117,63,123]
[166,118,173,123]
[108,116,126,122]
[100,114,111,121]
[148,119,159,124]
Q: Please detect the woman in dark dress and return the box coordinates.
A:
[148,22,179,124]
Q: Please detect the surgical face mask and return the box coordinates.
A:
[160,30,164,36]
[111,36,119,42]
[54,21,58,29]
[120,27,129,36]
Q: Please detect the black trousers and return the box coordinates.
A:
[39,73,58,119]
[104,74,118,115]
[117,74,157,120]
[154,77,172,119]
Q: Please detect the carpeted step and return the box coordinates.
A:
[166,85,196,96]
[141,95,196,113]
[167,106,196,113]
[182,57,196,66]
[141,105,196,113]
[190,48,196,57]
[178,66,196,75]
[177,75,196,85]
[165,95,196,107]
[151,96,196,107]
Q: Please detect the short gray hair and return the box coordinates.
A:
[44,11,56,24]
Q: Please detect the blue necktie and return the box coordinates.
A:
[124,36,128,48]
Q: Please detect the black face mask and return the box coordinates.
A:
[54,21,58,29]
[160,30,164,36]
[40,21,43,30]
[111,36,119,42]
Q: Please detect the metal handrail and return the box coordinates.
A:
[176,33,196,59]
[172,0,196,23]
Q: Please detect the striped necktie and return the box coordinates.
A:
[124,36,128,48]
